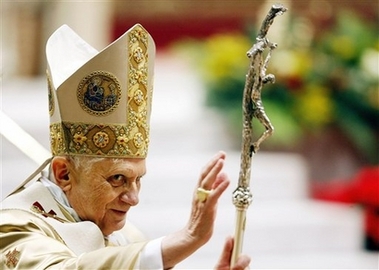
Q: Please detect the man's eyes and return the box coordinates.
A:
[107,175,142,187]
[108,174,125,187]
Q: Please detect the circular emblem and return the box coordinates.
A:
[93,131,110,148]
[77,71,121,116]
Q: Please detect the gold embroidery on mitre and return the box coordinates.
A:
[77,71,122,116]
[50,121,149,157]
[5,248,20,268]
[50,123,65,156]
[92,131,110,148]
[127,25,150,155]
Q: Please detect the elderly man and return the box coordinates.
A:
[0,24,250,269]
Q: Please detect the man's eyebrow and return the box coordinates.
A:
[112,165,146,178]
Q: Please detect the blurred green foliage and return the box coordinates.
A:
[172,10,378,164]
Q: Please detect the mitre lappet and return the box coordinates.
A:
[47,24,155,159]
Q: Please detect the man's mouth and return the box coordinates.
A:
[111,209,127,216]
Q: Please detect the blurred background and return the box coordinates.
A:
[1,0,378,269]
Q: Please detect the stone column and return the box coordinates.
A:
[43,1,114,51]
[2,2,44,77]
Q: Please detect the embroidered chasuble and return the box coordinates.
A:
[0,180,149,269]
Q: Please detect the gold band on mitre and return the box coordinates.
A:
[47,24,155,158]
[49,121,149,158]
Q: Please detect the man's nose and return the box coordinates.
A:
[120,183,139,206]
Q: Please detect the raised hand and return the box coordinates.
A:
[161,151,230,269]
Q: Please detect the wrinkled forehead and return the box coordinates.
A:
[83,157,147,174]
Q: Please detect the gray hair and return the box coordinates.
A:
[49,156,118,182]
[67,156,108,174]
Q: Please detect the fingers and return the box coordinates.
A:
[213,236,233,269]
[215,237,251,270]
[187,152,229,244]
[198,151,226,190]
[233,255,251,270]
[222,236,234,261]
[207,173,230,204]
[195,152,230,205]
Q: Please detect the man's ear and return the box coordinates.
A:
[52,157,72,191]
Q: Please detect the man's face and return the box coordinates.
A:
[65,158,146,236]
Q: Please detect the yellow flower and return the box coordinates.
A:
[295,84,334,128]
[201,33,251,82]
[270,49,312,77]
[331,35,355,60]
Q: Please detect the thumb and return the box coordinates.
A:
[214,236,234,269]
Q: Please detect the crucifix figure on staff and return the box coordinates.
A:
[231,4,288,267]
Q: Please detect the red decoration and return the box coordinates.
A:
[311,166,379,250]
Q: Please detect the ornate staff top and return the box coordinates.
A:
[233,4,287,209]
[231,4,287,266]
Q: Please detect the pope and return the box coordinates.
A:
[0,24,250,269]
